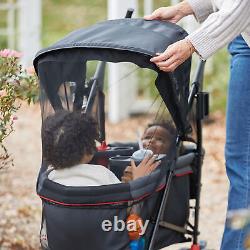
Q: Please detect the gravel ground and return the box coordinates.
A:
[0,104,228,250]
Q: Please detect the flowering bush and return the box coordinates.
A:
[0,49,39,169]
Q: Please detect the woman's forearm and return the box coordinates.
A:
[177,0,195,17]
[187,0,250,59]
[186,0,214,23]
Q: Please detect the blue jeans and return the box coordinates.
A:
[221,36,250,250]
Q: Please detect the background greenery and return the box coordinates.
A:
[0,0,229,112]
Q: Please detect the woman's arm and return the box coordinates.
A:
[150,0,250,71]
[186,0,214,23]
[187,0,250,59]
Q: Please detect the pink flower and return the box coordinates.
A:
[26,66,35,75]
[0,49,22,58]
[12,116,18,121]
[0,90,7,97]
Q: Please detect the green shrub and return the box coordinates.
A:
[0,49,39,168]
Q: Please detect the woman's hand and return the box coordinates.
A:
[121,154,161,183]
[144,6,184,23]
[144,1,195,72]
[150,39,195,72]
[144,1,194,23]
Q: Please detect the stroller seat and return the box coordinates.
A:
[38,155,193,250]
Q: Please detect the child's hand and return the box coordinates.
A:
[122,155,161,183]
[122,166,133,183]
[132,154,161,180]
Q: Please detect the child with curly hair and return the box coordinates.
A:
[42,110,160,186]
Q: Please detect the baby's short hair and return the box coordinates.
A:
[42,110,98,169]
[147,120,176,135]
[147,120,177,148]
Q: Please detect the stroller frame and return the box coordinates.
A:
[149,60,208,250]
[90,60,208,250]
[34,9,209,250]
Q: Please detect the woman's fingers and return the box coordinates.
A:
[150,52,170,63]
[155,55,177,68]
[150,39,195,72]
[159,61,181,72]
[144,7,165,20]
[144,6,181,23]
[153,53,181,72]
[144,2,193,22]
[144,12,159,20]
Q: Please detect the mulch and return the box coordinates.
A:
[0,104,227,250]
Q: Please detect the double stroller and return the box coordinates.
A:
[34,12,209,250]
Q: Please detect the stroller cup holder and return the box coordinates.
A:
[109,155,131,180]
[92,146,134,168]
[109,154,167,180]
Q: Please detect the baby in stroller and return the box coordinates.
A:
[42,110,161,187]
[141,122,176,155]
[122,121,176,183]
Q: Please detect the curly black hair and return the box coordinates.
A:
[42,110,99,169]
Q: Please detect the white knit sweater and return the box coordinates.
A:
[186,0,250,59]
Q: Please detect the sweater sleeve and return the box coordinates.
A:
[186,0,250,59]
[108,170,121,184]
[186,0,214,23]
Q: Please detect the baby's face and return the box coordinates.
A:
[142,126,171,154]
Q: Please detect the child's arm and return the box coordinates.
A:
[122,155,161,183]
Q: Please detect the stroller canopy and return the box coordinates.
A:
[33,18,191,136]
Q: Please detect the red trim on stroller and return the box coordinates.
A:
[190,244,200,250]
[175,171,193,177]
[38,184,166,207]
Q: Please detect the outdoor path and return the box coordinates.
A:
[0,104,228,250]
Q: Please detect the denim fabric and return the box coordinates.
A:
[221,36,250,250]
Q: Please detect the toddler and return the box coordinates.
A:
[42,110,160,186]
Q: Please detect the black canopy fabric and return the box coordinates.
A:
[34,18,191,136]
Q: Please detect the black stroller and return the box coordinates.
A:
[34,12,208,250]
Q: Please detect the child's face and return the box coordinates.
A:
[142,126,171,154]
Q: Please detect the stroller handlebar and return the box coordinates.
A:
[125,8,134,18]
